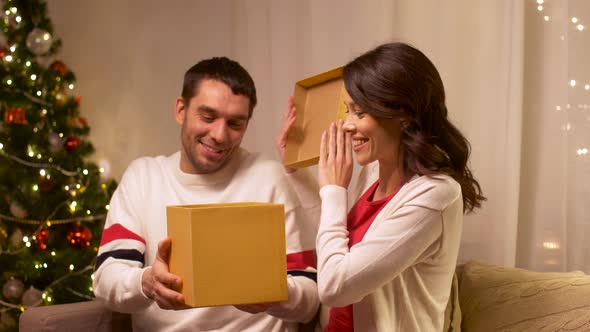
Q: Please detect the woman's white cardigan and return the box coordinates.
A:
[316,162,463,331]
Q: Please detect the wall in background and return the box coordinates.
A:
[48,0,234,179]
[48,0,590,272]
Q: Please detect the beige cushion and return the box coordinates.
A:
[459,260,590,331]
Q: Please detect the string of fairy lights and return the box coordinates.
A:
[534,0,589,261]
[536,0,589,156]
[0,145,110,312]
[0,147,112,224]
[0,265,94,313]
[1,2,116,323]
[0,127,111,310]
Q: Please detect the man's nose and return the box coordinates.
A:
[209,120,228,144]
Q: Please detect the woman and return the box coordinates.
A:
[278,42,485,331]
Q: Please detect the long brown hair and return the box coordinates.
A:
[343,42,485,213]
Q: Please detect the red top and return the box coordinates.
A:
[325,181,398,332]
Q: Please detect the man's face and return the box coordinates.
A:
[175,79,250,174]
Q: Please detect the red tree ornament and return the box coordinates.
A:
[4,107,27,124]
[38,175,56,192]
[35,228,49,251]
[69,116,88,128]
[67,225,92,248]
[50,60,67,76]
[64,136,80,152]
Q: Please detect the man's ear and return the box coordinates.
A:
[174,97,186,125]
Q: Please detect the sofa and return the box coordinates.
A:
[447,260,590,331]
[19,260,590,331]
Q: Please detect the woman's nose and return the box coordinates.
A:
[343,121,356,132]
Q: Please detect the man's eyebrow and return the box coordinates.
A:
[197,105,219,114]
[229,114,249,122]
[197,105,249,121]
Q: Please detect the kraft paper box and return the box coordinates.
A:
[284,66,348,169]
[166,202,288,307]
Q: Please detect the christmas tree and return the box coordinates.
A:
[0,0,116,330]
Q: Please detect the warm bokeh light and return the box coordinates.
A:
[542,241,560,250]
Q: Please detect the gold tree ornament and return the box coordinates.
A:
[54,89,67,106]
[0,224,7,241]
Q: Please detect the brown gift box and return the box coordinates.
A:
[166,202,288,307]
[284,66,348,169]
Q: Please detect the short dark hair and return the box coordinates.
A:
[343,42,485,213]
[181,57,257,118]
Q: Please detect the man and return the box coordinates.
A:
[93,57,319,331]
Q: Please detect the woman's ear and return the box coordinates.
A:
[400,119,411,131]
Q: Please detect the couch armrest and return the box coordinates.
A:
[19,300,131,332]
[459,260,590,331]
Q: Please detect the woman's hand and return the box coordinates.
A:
[319,120,353,188]
[275,96,297,173]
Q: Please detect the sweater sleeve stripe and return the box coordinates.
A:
[95,248,145,270]
[287,270,317,282]
[287,250,316,270]
[98,237,145,256]
[100,223,146,246]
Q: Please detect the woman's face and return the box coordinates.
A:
[342,90,404,167]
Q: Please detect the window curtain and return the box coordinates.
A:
[517,0,590,272]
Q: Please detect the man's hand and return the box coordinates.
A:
[234,302,281,315]
[141,237,191,310]
[275,96,297,173]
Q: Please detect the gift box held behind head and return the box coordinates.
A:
[284,66,348,169]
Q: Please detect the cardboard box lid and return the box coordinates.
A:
[166,202,288,307]
[284,67,348,169]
